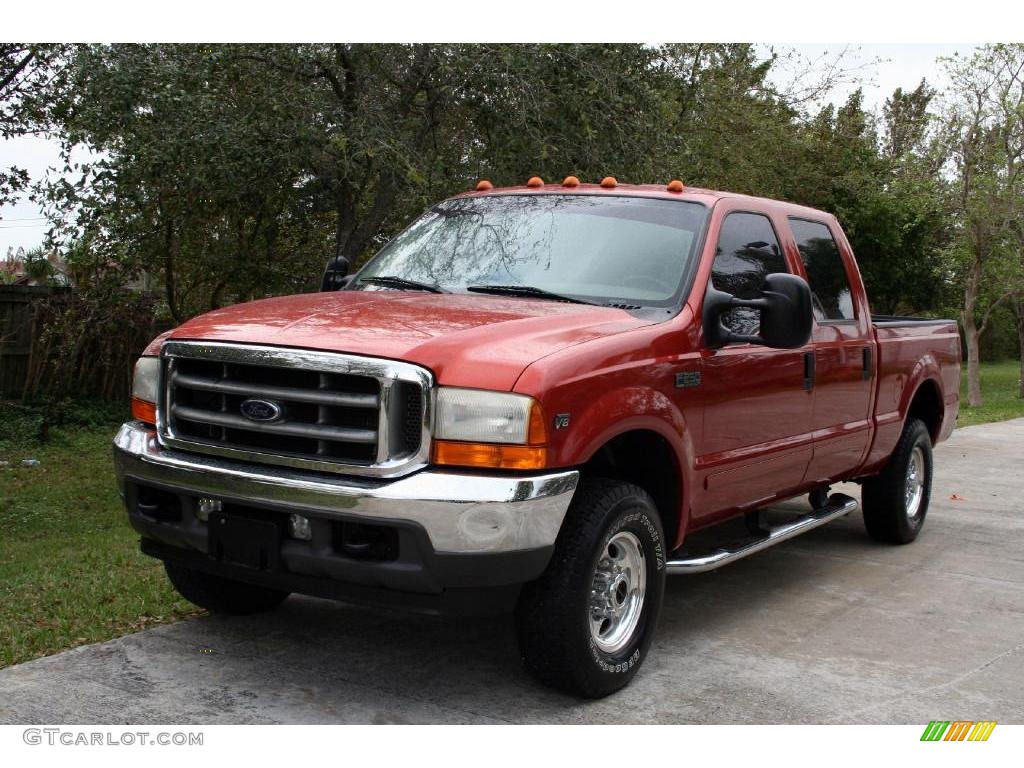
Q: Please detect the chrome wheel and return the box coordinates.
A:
[905,445,925,521]
[589,531,647,654]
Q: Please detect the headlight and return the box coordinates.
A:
[432,387,548,470]
[131,356,160,424]
[435,387,538,443]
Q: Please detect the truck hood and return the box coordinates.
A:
[166,290,650,390]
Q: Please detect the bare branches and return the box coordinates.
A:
[761,45,878,112]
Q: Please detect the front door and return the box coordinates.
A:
[695,210,814,524]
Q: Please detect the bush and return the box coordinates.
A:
[0,401,45,451]
[0,398,126,451]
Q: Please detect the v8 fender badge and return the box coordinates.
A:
[553,413,571,430]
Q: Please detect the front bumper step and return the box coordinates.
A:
[665,493,858,575]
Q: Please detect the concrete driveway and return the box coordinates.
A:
[2,419,1022,724]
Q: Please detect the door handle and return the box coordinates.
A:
[862,347,873,380]
[803,351,815,391]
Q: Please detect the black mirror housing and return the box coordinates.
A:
[702,272,813,350]
[757,273,813,349]
[321,255,352,292]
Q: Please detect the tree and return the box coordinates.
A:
[940,45,1024,406]
[775,87,949,316]
[0,44,69,209]
[43,44,754,318]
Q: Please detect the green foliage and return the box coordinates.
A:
[0,398,127,451]
[1,44,70,208]
[0,401,45,450]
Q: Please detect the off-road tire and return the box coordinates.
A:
[861,418,933,544]
[164,561,290,614]
[515,478,666,698]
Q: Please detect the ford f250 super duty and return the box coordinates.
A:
[114,177,960,698]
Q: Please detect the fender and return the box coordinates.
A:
[861,354,945,476]
[553,384,696,550]
[901,354,943,424]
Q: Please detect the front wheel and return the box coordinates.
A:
[164,561,290,614]
[515,478,666,698]
[861,417,933,544]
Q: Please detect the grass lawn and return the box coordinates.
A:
[957,360,1024,428]
[0,420,200,669]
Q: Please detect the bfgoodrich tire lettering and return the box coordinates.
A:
[515,478,666,698]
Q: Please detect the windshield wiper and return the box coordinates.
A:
[466,284,600,306]
[360,276,448,293]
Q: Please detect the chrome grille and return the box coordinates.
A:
[157,341,433,478]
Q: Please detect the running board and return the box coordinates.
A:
[665,493,858,575]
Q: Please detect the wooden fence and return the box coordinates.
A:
[0,285,163,402]
[0,286,58,398]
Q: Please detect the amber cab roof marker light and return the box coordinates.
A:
[475,179,493,191]
[562,175,580,187]
[600,176,618,188]
[526,176,544,188]
[667,179,685,193]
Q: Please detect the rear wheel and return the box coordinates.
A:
[164,561,290,614]
[862,418,933,544]
[515,478,666,698]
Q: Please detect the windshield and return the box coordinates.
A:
[352,194,709,307]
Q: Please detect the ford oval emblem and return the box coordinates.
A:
[240,398,283,422]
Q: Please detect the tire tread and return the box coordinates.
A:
[862,418,932,544]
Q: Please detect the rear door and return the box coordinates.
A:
[695,208,814,523]
[785,217,874,484]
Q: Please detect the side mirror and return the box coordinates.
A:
[321,255,352,291]
[702,272,813,350]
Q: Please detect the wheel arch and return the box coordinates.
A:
[906,377,944,445]
[579,427,687,550]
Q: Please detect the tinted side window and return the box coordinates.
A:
[789,218,855,321]
[711,212,787,335]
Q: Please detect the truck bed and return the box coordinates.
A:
[860,316,961,474]
[871,314,958,328]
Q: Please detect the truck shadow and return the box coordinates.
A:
[158,504,885,722]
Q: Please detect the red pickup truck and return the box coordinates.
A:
[114,179,960,698]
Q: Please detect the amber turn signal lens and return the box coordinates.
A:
[432,441,548,470]
[600,176,618,188]
[475,179,493,191]
[527,401,547,445]
[131,397,157,426]
[526,176,544,187]
[666,179,684,192]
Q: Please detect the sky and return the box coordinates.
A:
[0,43,978,258]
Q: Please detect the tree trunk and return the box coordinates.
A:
[962,262,984,407]
[1016,296,1024,400]
[963,313,983,407]
[160,213,182,323]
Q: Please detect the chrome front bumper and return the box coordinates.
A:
[113,422,579,555]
